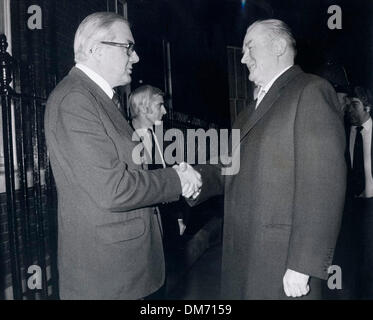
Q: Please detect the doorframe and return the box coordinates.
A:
[0,0,12,53]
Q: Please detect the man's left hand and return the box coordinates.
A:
[283,268,310,298]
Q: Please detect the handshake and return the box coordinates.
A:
[173,162,202,199]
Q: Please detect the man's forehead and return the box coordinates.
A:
[112,21,134,42]
[243,25,266,46]
[152,94,164,102]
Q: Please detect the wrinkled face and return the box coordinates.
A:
[241,25,277,87]
[346,97,370,126]
[99,22,139,87]
[146,95,166,125]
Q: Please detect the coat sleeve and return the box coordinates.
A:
[53,90,182,212]
[186,164,225,207]
[286,78,347,280]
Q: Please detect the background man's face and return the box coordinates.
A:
[241,25,277,87]
[100,22,139,87]
[146,95,166,125]
[346,97,369,126]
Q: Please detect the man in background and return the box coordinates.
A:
[129,84,187,237]
[316,61,351,113]
[344,86,373,299]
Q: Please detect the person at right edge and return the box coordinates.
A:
[343,86,373,299]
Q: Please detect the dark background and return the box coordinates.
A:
[3,0,373,299]
[9,0,373,126]
[129,0,373,126]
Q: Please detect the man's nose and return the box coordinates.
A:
[241,51,249,64]
[130,51,140,63]
[161,106,167,114]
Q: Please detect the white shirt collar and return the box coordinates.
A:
[261,64,293,94]
[135,127,150,136]
[76,63,114,99]
[351,117,372,132]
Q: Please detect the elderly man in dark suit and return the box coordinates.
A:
[191,19,346,299]
[44,12,201,300]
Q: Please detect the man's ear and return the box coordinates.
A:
[139,102,150,115]
[90,44,103,59]
[273,38,287,56]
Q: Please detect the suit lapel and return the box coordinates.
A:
[239,65,303,142]
[100,94,134,140]
[70,67,134,141]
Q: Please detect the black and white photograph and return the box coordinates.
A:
[1,0,373,308]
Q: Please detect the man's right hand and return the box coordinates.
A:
[173,162,202,199]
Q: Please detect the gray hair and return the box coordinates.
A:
[74,12,129,63]
[129,85,164,119]
[247,19,296,56]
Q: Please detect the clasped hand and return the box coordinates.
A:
[173,162,202,199]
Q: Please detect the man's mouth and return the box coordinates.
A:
[248,64,256,72]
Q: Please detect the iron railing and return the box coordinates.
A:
[0,33,58,300]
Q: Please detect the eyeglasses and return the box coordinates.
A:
[100,41,136,57]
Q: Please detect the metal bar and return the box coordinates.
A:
[13,92,35,300]
[13,60,36,300]
[1,34,23,300]
[44,0,59,291]
[29,65,48,299]
[1,94,23,299]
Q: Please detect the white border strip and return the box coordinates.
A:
[2,0,12,54]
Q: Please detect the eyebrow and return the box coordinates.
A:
[242,40,252,54]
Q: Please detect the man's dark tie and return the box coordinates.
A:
[352,126,365,196]
[148,128,164,170]
[112,92,124,115]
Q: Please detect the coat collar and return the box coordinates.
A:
[239,65,303,142]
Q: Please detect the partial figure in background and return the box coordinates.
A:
[315,61,351,113]
[129,84,187,237]
[344,86,373,299]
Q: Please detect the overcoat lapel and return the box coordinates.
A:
[239,65,303,143]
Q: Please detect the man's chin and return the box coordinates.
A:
[119,75,132,86]
[248,74,256,84]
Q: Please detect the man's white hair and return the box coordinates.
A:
[74,12,129,63]
[247,19,297,57]
[129,85,164,120]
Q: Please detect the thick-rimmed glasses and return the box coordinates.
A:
[100,41,136,57]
